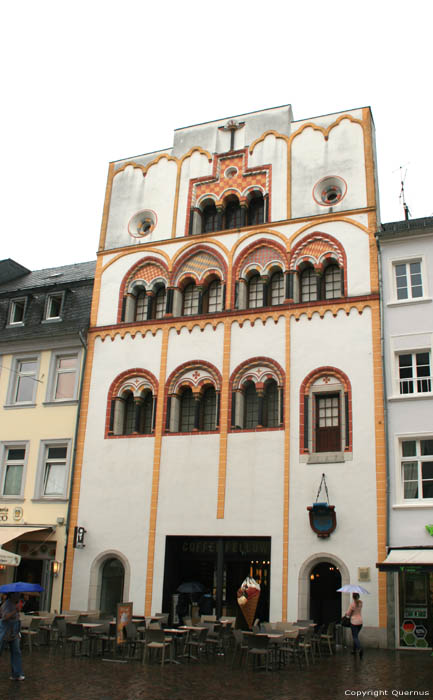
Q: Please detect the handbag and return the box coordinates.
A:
[341,615,351,628]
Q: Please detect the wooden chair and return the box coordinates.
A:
[144,628,172,666]
[20,617,41,653]
[65,623,86,656]
[246,634,272,671]
[298,628,314,665]
[231,629,248,666]
[184,627,208,661]
[320,621,336,655]
[281,628,303,669]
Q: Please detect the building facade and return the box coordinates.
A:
[64,105,387,644]
[0,259,95,611]
[376,217,433,649]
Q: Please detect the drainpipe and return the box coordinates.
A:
[376,230,394,648]
[59,329,88,611]
[375,232,390,552]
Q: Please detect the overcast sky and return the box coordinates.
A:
[2,1,432,271]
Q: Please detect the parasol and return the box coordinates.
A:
[337,584,370,595]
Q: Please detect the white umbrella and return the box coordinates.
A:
[0,547,21,567]
[337,584,370,594]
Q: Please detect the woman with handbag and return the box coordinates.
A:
[345,592,363,659]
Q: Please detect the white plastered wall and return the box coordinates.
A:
[287,308,379,626]
[248,134,288,222]
[69,332,163,613]
[105,158,178,250]
[291,116,367,219]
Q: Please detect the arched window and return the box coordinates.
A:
[248,274,264,308]
[300,267,318,302]
[201,385,217,430]
[205,280,223,313]
[138,391,153,434]
[135,290,148,321]
[300,368,352,458]
[270,271,284,306]
[109,374,157,438]
[244,382,259,429]
[248,192,265,226]
[154,285,167,319]
[183,283,200,315]
[100,558,125,617]
[179,388,195,432]
[263,379,279,427]
[203,202,218,233]
[323,264,342,299]
[224,197,242,230]
[123,392,136,434]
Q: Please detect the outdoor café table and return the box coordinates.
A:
[177,626,207,661]
[81,622,105,656]
[256,633,285,670]
[162,629,188,663]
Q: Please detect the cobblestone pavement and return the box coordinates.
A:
[1,646,432,700]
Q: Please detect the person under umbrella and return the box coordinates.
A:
[0,592,25,681]
[344,592,364,659]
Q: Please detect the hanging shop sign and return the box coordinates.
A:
[307,474,337,538]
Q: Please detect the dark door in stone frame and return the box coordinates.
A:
[315,394,340,452]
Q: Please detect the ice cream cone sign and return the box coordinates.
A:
[237,576,260,629]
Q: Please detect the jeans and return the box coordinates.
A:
[0,621,23,678]
[351,623,363,651]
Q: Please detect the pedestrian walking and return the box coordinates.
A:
[0,592,25,681]
[345,592,363,659]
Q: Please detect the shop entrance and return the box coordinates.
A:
[398,568,433,649]
[309,562,342,625]
[162,536,271,622]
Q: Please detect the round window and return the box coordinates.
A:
[224,167,238,179]
[313,176,346,207]
[128,210,157,238]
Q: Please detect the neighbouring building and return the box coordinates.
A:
[376,216,433,649]
[64,104,387,645]
[0,259,95,611]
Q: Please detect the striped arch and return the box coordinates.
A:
[289,232,346,271]
[230,357,285,391]
[170,244,228,286]
[166,360,222,396]
[234,238,289,281]
[117,256,169,322]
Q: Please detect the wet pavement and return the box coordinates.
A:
[1,645,432,700]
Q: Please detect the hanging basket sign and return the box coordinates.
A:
[307,474,337,538]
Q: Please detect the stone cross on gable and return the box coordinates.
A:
[219,119,245,151]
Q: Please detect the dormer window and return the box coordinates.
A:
[8,298,26,325]
[45,292,64,320]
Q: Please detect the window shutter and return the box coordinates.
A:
[216,393,220,427]
[304,396,309,450]
[345,392,349,448]
[109,400,115,434]
[121,297,126,322]
[166,396,171,431]
[152,397,157,430]
[231,392,236,427]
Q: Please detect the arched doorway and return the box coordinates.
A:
[100,558,125,616]
[309,562,341,625]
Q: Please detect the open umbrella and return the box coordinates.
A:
[176,582,205,594]
[0,582,44,594]
[337,584,370,595]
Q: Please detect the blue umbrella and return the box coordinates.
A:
[0,581,44,593]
